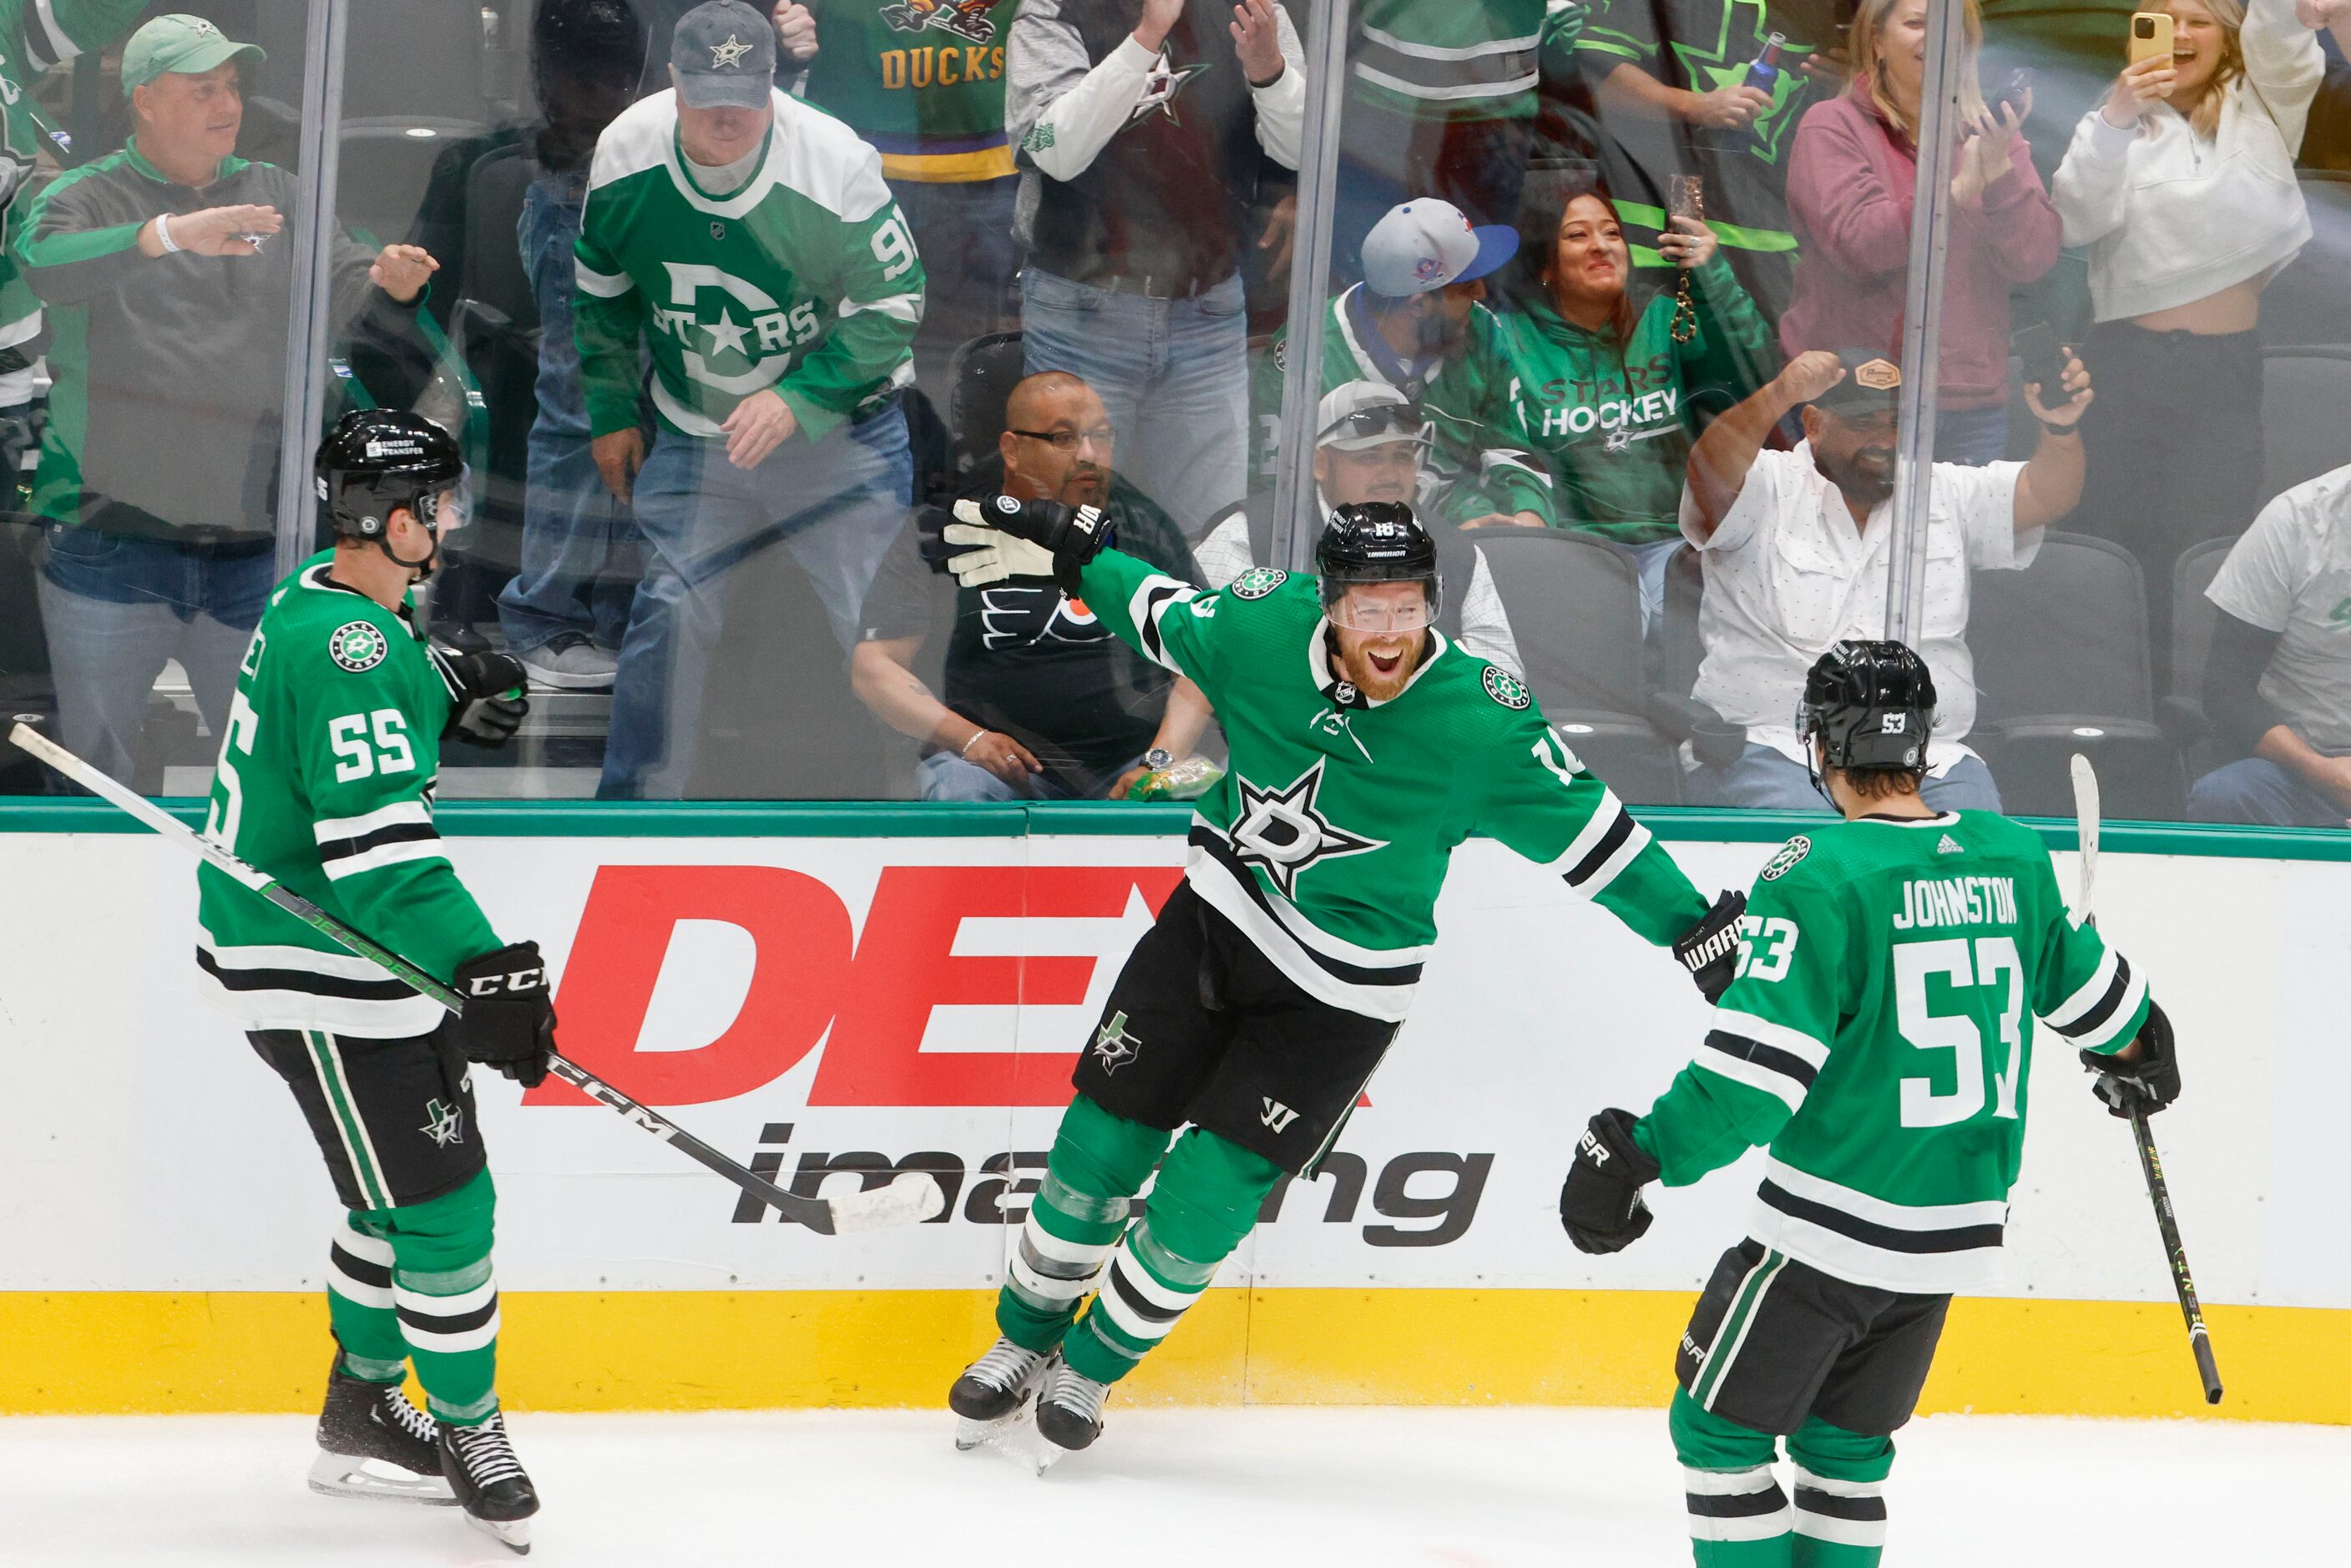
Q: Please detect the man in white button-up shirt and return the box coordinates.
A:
[1678,346,2094,811]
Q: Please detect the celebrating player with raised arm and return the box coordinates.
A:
[932,497,1748,1459]
[194,412,549,1553]
[1560,642,2182,1568]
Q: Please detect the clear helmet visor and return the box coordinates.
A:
[1322,576,1438,634]
[417,465,473,545]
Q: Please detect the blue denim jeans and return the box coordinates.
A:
[599,403,912,799]
[914,748,1144,802]
[1020,269,1247,536]
[2185,757,2347,827]
[37,526,274,784]
[496,433,640,654]
[1686,741,2005,813]
[892,175,1019,387]
[1935,404,2013,467]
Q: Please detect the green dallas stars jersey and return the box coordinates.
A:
[1636,810,2154,1294]
[574,88,924,445]
[195,553,499,1039]
[1077,546,1709,1021]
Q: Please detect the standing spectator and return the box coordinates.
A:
[494,0,649,692]
[2052,0,2324,686]
[799,0,1024,390]
[1197,380,1524,676]
[1781,0,2060,464]
[1251,199,1546,531]
[576,1,925,798]
[1679,347,2094,811]
[1487,164,1777,623]
[1575,0,1846,319]
[17,13,437,787]
[2187,464,2351,826]
[1006,0,1305,536]
[853,370,1211,799]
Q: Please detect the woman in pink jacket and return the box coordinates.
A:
[1780,0,2061,463]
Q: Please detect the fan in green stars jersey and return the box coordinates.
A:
[1560,640,2182,1568]
[932,494,1751,1460]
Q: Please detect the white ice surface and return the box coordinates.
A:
[2,1407,2336,1566]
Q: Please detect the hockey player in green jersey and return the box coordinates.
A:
[933,495,1751,1457]
[1560,640,2182,1567]
[196,412,554,1554]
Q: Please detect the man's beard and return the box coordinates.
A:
[1341,635,1424,701]
[1816,445,1897,511]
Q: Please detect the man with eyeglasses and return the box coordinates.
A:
[932,493,1747,1460]
[1200,380,1524,678]
[852,370,1209,800]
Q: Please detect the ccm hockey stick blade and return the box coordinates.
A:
[2071,752,2221,1404]
[8,720,943,1238]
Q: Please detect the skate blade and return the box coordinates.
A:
[953,1406,1064,1476]
[463,1510,532,1554]
[306,1449,458,1505]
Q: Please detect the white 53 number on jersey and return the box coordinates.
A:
[1893,936,2025,1126]
[330,710,417,783]
[1734,915,1799,982]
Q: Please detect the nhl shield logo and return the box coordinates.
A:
[1231,566,1287,599]
[329,620,389,673]
[710,220,727,241]
[1483,665,1531,710]
[1759,836,1812,881]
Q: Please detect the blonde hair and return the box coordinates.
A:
[1848,0,1988,141]
[2168,0,2249,141]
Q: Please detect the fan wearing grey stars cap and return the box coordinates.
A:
[573,0,928,798]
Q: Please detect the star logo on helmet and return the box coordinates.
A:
[710,33,754,68]
[1229,759,1386,898]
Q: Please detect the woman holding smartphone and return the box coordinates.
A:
[2052,0,2325,681]
[1779,0,2060,464]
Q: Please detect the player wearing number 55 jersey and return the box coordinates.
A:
[937,498,1747,1458]
[1560,641,2182,1568]
[194,412,554,1554]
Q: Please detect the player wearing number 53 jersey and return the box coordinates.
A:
[938,498,1747,1458]
[194,412,554,1554]
[1561,641,2182,1568]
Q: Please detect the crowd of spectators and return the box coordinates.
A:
[2,0,2349,825]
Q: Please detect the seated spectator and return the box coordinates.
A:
[1200,380,1524,678]
[1484,164,1776,625]
[2187,464,2351,827]
[577,2,923,798]
[491,0,647,691]
[17,13,437,787]
[2052,0,2326,689]
[852,370,1211,800]
[1251,199,1547,533]
[1007,0,1304,535]
[1782,0,2059,464]
[1680,346,2092,812]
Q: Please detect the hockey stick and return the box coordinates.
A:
[2070,754,2222,1405]
[9,720,943,1237]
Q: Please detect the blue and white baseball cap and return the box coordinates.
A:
[671,0,775,110]
[1361,199,1519,299]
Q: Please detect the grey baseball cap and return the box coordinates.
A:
[671,0,776,110]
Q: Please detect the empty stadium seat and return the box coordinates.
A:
[2260,347,2351,507]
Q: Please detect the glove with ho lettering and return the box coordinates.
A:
[1673,889,1747,1005]
[451,941,556,1088]
[1559,1107,1663,1255]
[941,494,1109,594]
[2082,1000,2180,1120]
[431,645,530,748]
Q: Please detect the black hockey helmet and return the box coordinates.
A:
[1797,640,1937,776]
[1317,502,1440,629]
[315,410,468,573]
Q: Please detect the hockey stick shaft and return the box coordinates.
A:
[10,721,940,1236]
[2070,753,2222,1404]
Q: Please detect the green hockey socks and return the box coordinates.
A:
[999,1094,1171,1351]
[326,1166,503,1425]
[1671,1389,1892,1567]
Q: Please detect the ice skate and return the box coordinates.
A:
[306,1355,455,1505]
[438,1413,538,1554]
[949,1337,1049,1451]
[1034,1354,1111,1455]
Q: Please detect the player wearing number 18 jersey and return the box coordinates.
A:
[194,412,558,1554]
[1560,641,2182,1568]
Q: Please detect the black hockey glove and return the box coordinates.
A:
[432,647,530,748]
[451,941,556,1089]
[938,495,1109,592]
[2082,1000,2179,1120]
[1673,889,1748,1005]
[913,504,959,574]
[1560,1107,1662,1255]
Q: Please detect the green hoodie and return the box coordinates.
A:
[1479,256,1777,545]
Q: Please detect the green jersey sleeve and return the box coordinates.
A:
[2025,852,2152,1057]
[293,635,500,984]
[772,169,925,443]
[1636,840,1850,1184]
[571,193,649,442]
[1072,545,1238,703]
[1477,711,1708,944]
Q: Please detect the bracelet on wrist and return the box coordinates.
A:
[2036,418,2081,438]
[154,213,179,255]
[960,728,987,757]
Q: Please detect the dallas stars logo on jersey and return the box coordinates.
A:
[419,1098,467,1148]
[1230,758,1387,897]
[1131,53,1211,125]
[329,620,389,673]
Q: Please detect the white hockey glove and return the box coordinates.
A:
[938,521,1058,589]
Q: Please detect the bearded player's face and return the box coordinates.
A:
[1331,583,1430,702]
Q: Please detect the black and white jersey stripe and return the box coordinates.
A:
[196,942,447,1037]
[1747,1157,2010,1293]
[1184,822,1427,1022]
[23,0,86,72]
[1792,1467,1888,1550]
[1698,1010,1831,1112]
[2040,946,2146,1054]
[313,801,447,883]
[1682,1466,1792,1545]
[1549,783,1653,901]
[1124,573,1199,677]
